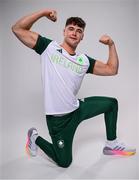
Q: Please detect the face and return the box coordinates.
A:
[63,24,84,49]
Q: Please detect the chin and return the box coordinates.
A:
[66,40,79,49]
[71,44,78,49]
[71,41,79,48]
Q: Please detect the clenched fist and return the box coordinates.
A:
[46,9,57,22]
[99,35,114,46]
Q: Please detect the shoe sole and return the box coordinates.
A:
[103,150,136,156]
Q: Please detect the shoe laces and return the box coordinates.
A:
[113,142,126,150]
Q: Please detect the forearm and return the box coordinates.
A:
[12,9,47,31]
[12,9,57,48]
[107,43,119,75]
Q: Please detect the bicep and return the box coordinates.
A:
[12,28,39,49]
[93,60,112,76]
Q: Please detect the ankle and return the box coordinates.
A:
[105,139,118,148]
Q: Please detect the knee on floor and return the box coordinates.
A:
[57,158,72,168]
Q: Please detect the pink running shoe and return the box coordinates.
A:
[26,127,38,157]
[103,142,136,156]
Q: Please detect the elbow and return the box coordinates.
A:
[113,65,119,75]
[111,68,118,76]
[115,69,118,75]
[113,72,118,76]
[11,24,18,33]
[107,64,119,76]
[106,66,118,76]
[11,24,16,34]
[11,24,19,35]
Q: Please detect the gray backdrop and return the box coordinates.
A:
[0,0,138,179]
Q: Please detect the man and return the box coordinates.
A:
[12,9,136,168]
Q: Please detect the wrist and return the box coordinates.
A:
[109,40,114,47]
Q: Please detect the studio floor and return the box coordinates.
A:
[1,116,138,179]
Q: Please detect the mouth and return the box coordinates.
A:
[70,37,77,40]
[69,36,77,40]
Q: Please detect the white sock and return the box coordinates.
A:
[105,139,118,148]
[32,130,38,142]
[33,134,38,142]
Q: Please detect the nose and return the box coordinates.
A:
[72,30,76,36]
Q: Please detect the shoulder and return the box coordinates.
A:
[33,35,53,55]
[84,54,96,74]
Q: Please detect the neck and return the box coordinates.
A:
[60,41,76,55]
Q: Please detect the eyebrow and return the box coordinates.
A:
[67,25,83,32]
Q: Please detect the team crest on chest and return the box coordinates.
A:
[77,56,84,65]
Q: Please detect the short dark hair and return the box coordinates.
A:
[65,17,86,29]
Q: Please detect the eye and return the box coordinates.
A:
[77,29,83,33]
[68,27,74,31]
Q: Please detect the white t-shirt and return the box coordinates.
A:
[33,35,96,115]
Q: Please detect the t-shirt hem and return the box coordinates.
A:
[45,106,79,115]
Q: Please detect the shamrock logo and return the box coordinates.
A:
[57,140,64,148]
[77,56,84,65]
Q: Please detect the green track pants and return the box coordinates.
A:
[36,96,118,167]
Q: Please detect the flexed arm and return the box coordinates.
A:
[93,35,119,76]
[12,9,57,48]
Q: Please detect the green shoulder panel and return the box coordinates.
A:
[33,35,52,55]
[86,55,96,74]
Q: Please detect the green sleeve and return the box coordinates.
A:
[33,35,52,55]
[86,55,96,74]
